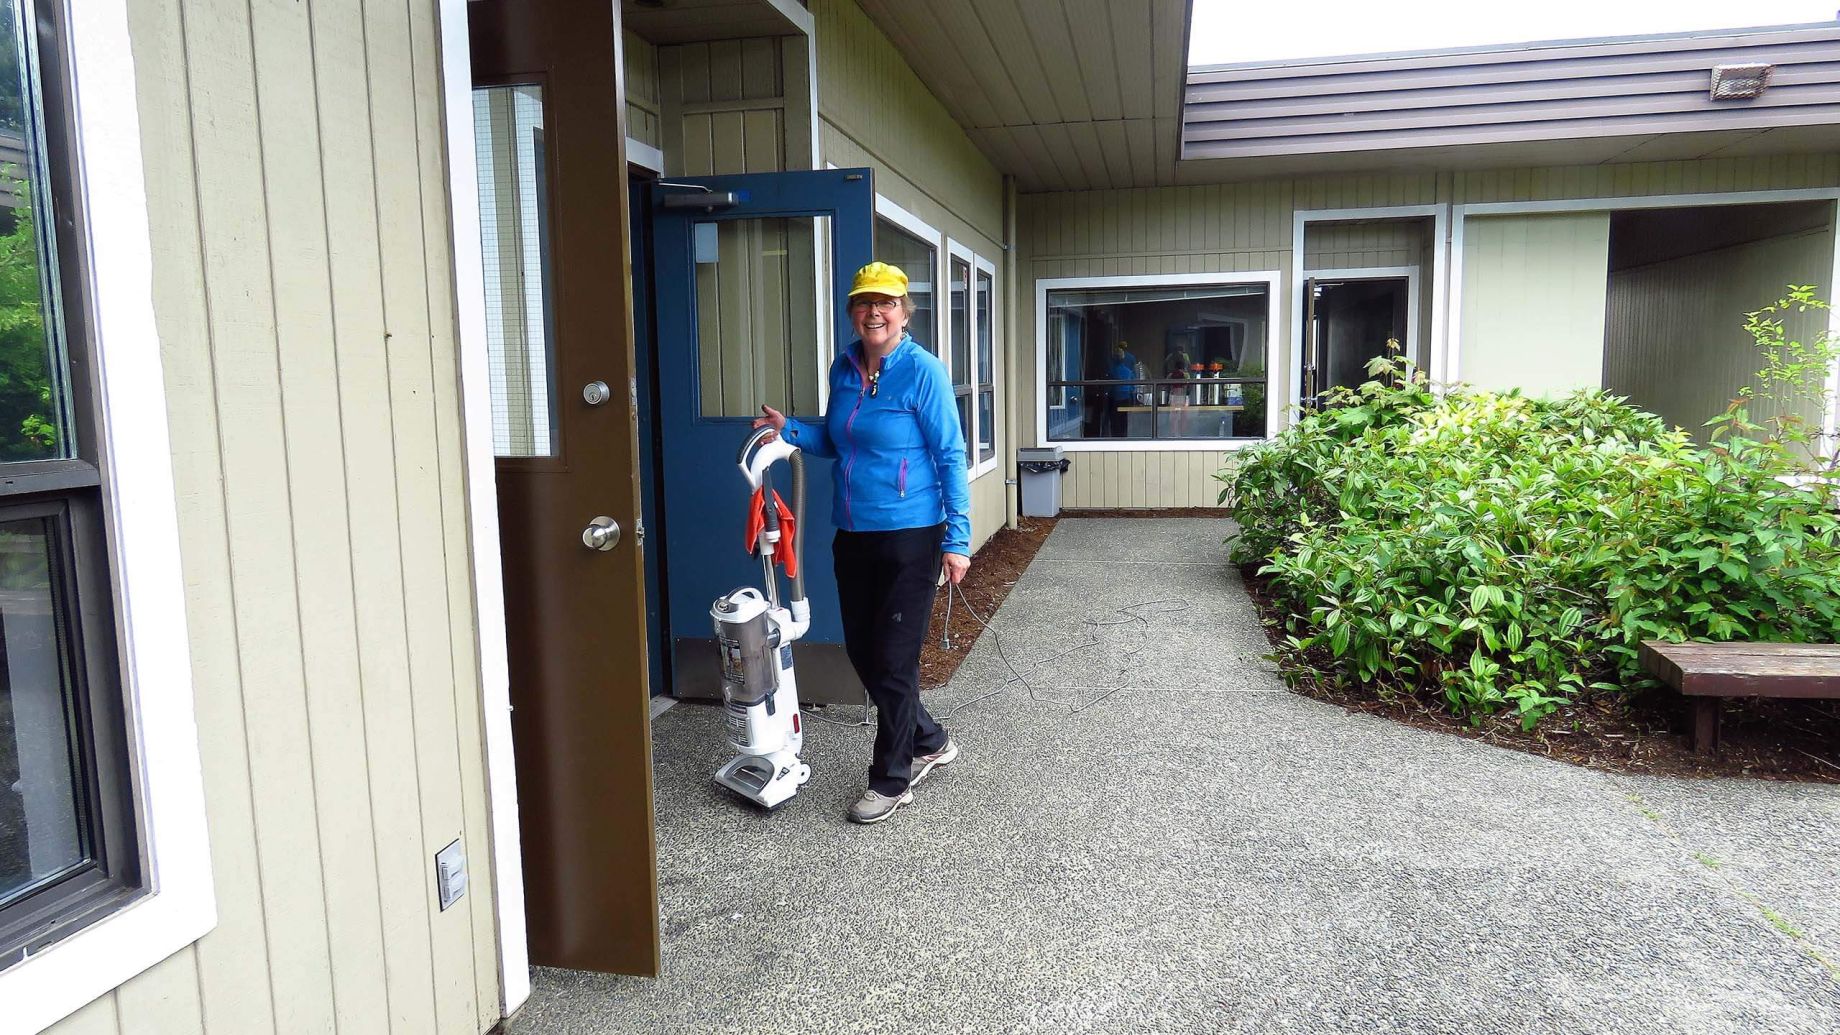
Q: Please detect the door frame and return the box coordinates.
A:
[435,0,527,1015]
[1290,205,1449,417]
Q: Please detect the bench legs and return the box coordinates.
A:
[1692,697,1721,756]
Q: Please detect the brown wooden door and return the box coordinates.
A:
[468,0,659,976]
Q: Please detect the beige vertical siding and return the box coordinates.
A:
[811,0,1002,242]
[660,38,786,176]
[624,30,662,149]
[1019,157,1840,509]
[1457,212,1612,397]
[1606,224,1836,439]
[1303,221,1423,270]
[811,0,1010,549]
[46,1,499,1033]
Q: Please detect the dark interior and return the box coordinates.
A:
[1314,278,1409,395]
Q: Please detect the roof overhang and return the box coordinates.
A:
[1180,22,1840,181]
[846,6,1840,191]
[854,0,1191,191]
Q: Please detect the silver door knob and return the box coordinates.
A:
[582,516,620,551]
[583,380,611,406]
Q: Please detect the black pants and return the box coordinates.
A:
[833,523,950,796]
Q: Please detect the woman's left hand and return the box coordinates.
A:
[943,552,970,585]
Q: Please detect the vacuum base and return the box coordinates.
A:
[714,749,811,810]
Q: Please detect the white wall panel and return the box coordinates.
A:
[1458,212,1611,397]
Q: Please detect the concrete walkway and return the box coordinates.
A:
[511,518,1840,1034]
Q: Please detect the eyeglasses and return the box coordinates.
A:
[850,298,901,313]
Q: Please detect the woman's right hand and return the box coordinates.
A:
[754,404,787,442]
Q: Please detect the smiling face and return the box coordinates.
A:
[850,293,909,355]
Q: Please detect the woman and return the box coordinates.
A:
[754,261,971,825]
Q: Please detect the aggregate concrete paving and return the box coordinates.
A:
[511,518,1840,1035]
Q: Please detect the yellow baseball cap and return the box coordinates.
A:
[849,261,909,298]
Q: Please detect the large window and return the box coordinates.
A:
[874,197,1001,478]
[874,216,935,354]
[0,0,139,965]
[1042,277,1274,445]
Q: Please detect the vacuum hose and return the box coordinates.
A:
[789,449,807,604]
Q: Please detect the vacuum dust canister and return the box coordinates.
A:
[712,587,780,706]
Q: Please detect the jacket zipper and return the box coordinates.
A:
[898,458,908,498]
[842,352,868,528]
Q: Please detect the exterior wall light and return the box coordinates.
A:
[1709,63,1774,100]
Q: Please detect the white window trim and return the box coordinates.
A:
[944,238,979,475]
[874,194,942,348]
[625,137,664,175]
[1446,189,1840,456]
[971,253,1000,480]
[437,0,529,1017]
[1035,271,1282,452]
[1290,204,1449,414]
[6,3,214,1032]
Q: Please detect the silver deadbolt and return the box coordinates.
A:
[583,380,611,406]
[582,516,620,551]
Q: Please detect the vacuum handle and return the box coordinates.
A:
[760,470,779,537]
[738,423,797,491]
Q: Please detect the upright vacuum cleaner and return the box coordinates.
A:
[710,425,813,809]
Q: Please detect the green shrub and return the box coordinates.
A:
[1222,299,1840,729]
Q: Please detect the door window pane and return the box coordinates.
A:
[474,85,558,458]
[1044,282,1269,442]
[692,216,824,418]
[0,0,70,465]
[0,517,85,908]
[977,388,994,464]
[873,219,934,354]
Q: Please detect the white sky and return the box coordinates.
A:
[1188,1,1840,66]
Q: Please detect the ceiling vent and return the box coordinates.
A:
[1709,63,1773,100]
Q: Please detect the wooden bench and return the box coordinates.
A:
[1639,641,1840,754]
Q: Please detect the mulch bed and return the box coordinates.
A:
[919,517,1057,692]
[1242,568,1840,784]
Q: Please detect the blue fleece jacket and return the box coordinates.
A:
[782,334,972,555]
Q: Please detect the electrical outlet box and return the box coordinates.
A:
[435,839,467,911]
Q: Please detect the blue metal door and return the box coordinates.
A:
[649,170,874,699]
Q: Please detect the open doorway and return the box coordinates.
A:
[1603,200,1836,441]
[1303,271,1415,406]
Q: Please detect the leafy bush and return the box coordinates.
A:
[1222,297,1840,729]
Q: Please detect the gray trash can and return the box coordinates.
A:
[1017,446,1069,517]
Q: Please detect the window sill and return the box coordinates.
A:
[5,878,215,1033]
[1043,439,1267,453]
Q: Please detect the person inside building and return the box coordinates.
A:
[754,261,971,825]
[1106,341,1138,437]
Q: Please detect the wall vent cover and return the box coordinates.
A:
[1710,63,1773,100]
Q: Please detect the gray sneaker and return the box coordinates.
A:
[847,787,912,824]
[912,738,959,786]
